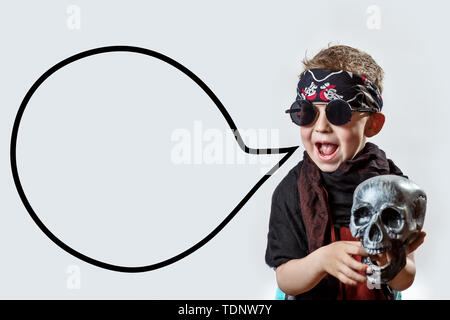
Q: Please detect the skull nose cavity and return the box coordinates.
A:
[368,224,382,243]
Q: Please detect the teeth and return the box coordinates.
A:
[365,247,388,255]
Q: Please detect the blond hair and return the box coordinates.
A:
[300,44,384,93]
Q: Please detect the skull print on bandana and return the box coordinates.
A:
[350,175,427,285]
[296,68,383,111]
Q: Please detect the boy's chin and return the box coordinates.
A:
[317,164,339,173]
[306,149,342,172]
[312,158,341,173]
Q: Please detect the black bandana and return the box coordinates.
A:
[296,68,383,112]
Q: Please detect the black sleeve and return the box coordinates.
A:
[265,162,309,269]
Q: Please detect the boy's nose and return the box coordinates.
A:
[314,109,332,133]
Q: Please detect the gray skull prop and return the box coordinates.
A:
[350,175,426,285]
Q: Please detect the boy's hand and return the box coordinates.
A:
[317,241,371,286]
[370,231,426,266]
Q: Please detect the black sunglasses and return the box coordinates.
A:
[285,99,378,127]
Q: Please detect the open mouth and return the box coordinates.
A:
[363,243,407,284]
[365,245,391,265]
[364,249,393,273]
[364,246,392,271]
[315,142,339,162]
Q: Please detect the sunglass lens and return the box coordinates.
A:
[326,99,352,126]
[290,101,316,126]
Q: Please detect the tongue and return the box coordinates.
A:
[320,143,338,155]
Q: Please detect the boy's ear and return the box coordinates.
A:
[365,112,385,137]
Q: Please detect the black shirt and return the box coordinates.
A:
[320,170,353,227]
[265,161,308,269]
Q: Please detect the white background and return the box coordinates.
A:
[0,0,447,299]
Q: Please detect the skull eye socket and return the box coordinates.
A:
[353,206,371,226]
[381,207,404,230]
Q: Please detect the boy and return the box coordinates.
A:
[265,45,426,300]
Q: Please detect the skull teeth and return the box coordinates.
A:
[365,247,388,255]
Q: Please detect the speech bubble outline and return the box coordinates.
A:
[10,45,299,272]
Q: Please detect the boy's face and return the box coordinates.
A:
[300,102,380,172]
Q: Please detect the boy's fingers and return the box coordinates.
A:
[336,272,358,286]
[413,231,426,242]
[339,265,367,283]
[343,255,369,273]
[408,232,426,253]
[343,241,362,247]
[346,245,369,256]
